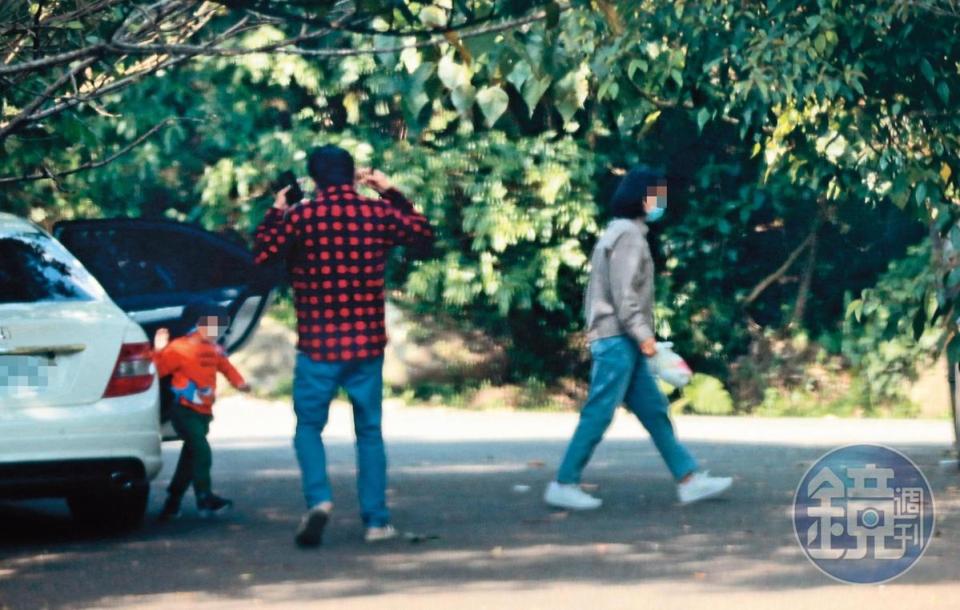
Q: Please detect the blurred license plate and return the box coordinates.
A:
[0,355,53,391]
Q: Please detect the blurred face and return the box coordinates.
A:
[196,315,228,340]
[644,183,668,214]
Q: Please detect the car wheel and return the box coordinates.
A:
[68,483,149,532]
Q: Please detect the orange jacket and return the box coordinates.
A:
[154,332,246,415]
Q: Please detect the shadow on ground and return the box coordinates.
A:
[1,439,958,608]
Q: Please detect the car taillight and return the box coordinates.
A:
[103,342,155,398]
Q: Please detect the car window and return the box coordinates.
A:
[60,225,251,300]
[0,232,107,304]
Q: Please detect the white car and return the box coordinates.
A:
[0,212,273,529]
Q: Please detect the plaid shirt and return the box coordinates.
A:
[253,183,433,362]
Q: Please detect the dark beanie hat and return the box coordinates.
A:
[609,165,666,219]
[179,299,229,334]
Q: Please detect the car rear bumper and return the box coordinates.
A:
[0,386,162,498]
[0,458,148,499]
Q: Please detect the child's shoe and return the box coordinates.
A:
[197,493,234,517]
[157,494,183,522]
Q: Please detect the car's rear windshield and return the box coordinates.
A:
[0,232,107,304]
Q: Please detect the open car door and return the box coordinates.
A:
[53,218,277,438]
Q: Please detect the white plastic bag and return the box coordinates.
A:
[647,341,693,388]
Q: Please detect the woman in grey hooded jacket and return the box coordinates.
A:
[544,166,733,510]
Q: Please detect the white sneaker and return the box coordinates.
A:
[543,481,602,510]
[365,524,399,543]
[677,471,733,505]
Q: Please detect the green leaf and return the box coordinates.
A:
[920,58,936,85]
[696,107,710,133]
[522,76,551,117]
[556,97,579,125]
[915,182,927,205]
[438,55,469,90]
[845,299,863,322]
[597,79,619,101]
[555,66,590,123]
[937,81,950,105]
[890,174,910,208]
[476,86,510,127]
[628,59,648,80]
[403,63,434,118]
[451,83,476,115]
[850,77,864,96]
[717,218,731,235]
[419,6,448,28]
[814,34,826,54]
[506,61,532,92]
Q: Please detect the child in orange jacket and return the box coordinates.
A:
[154,301,250,520]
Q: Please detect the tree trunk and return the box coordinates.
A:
[790,226,819,328]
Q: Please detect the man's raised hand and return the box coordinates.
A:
[356,168,393,193]
[273,185,291,211]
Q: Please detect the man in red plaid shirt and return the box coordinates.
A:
[253,145,433,547]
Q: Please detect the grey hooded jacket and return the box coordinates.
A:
[584,218,655,345]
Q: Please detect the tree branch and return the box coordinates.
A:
[0,1,561,144]
[211,0,501,38]
[0,117,189,185]
[1,11,249,141]
[0,56,98,142]
[743,215,824,306]
[0,44,105,76]
[1,1,558,76]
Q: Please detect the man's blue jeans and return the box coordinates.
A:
[292,353,390,527]
[557,335,698,484]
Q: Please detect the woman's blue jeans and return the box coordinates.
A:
[556,335,698,484]
[292,353,390,527]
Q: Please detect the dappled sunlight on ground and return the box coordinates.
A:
[1,402,958,609]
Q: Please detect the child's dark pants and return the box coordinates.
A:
[168,406,213,499]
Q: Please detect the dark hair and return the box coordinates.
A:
[307,145,354,188]
[178,299,229,335]
[609,166,666,219]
